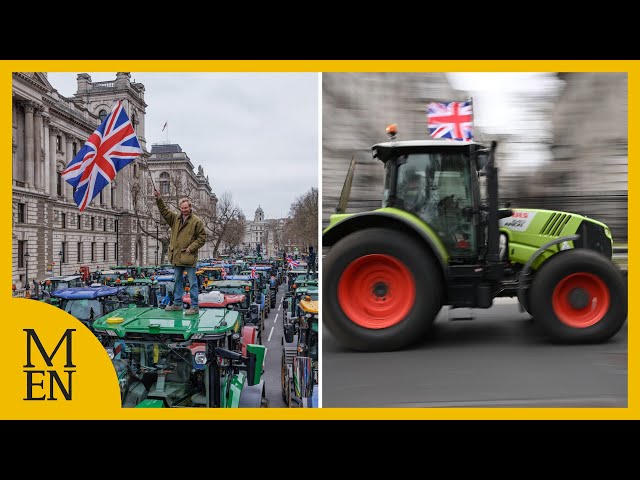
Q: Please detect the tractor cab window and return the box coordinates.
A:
[386,150,476,256]
[62,298,104,321]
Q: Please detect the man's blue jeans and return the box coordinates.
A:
[173,266,199,308]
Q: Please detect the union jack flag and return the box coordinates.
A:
[62,101,143,211]
[426,101,473,141]
[250,266,258,279]
[287,257,300,268]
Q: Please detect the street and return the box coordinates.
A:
[262,283,287,408]
[322,300,627,408]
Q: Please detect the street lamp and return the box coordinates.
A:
[58,249,63,276]
[156,222,159,266]
[24,251,31,293]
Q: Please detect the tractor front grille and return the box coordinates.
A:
[573,220,613,259]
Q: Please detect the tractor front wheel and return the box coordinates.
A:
[324,228,443,351]
[530,249,627,343]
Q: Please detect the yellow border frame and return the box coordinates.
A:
[1,60,634,420]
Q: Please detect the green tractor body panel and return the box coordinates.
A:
[325,207,449,266]
[501,208,613,269]
[247,344,266,385]
[224,372,246,408]
[136,399,165,408]
[93,307,242,339]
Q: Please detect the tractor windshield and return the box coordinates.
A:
[62,298,105,321]
[383,149,476,255]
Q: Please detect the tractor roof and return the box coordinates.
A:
[93,306,241,339]
[372,139,487,163]
[52,286,120,299]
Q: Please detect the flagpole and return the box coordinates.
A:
[469,96,474,142]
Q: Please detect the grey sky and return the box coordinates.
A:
[46,72,319,220]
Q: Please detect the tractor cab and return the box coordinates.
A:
[373,139,491,261]
[281,295,319,408]
[94,307,267,408]
[51,285,121,331]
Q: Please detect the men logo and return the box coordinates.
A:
[23,329,76,401]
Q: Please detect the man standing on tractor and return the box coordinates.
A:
[154,189,206,315]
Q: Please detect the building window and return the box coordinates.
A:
[77,214,81,230]
[61,212,66,229]
[100,189,104,205]
[98,110,108,123]
[91,242,96,262]
[133,164,138,178]
[77,242,82,263]
[111,184,116,207]
[91,217,95,231]
[160,172,170,195]
[61,242,67,263]
[115,219,118,234]
[18,240,25,268]
[57,172,62,196]
[17,203,26,223]
[103,242,108,261]
[103,218,107,232]
[72,142,77,157]
[56,135,61,152]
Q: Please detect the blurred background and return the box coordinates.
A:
[321,73,628,408]
[322,72,628,250]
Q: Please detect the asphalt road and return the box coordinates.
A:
[263,283,287,408]
[322,300,627,408]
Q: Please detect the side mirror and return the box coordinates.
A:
[245,344,266,386]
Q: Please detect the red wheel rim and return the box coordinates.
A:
[337,254,415,329]
[552,272,610,328]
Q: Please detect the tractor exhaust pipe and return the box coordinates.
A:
[336,155,356,214]
[486,141,500,263]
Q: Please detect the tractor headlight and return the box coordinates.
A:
[106,348,115,360]
[194,352,207,365]
[305,313,312,318]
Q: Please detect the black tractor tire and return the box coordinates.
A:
[324,227,443,351]
[530,249,627,344]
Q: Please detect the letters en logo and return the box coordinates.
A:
[23,329,76,401]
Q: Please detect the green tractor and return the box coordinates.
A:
[323,132,627,351]
[281,296,319,408]
[94,307,267,408]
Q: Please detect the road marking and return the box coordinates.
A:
[274,313,279,324]
[267,326,274,342]
[278,303,281,312]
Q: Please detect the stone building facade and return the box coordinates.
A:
[146,144,218,259]
[243,206,285,258]
[12,72,218,289]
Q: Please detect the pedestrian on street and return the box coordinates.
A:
[307,246,316,275]
[154,189,206,315]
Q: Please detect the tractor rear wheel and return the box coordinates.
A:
[324,228,443,351]
[530,249,627,343]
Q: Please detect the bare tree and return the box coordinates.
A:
[200,192,244,257]
[283,187,318,253]
[225,213,247,253]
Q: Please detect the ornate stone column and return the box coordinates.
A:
[66,136,74,202]
[34,106,43,191]
[42,115,50,194]
[49,126,58,197]
[23,102,35,188]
